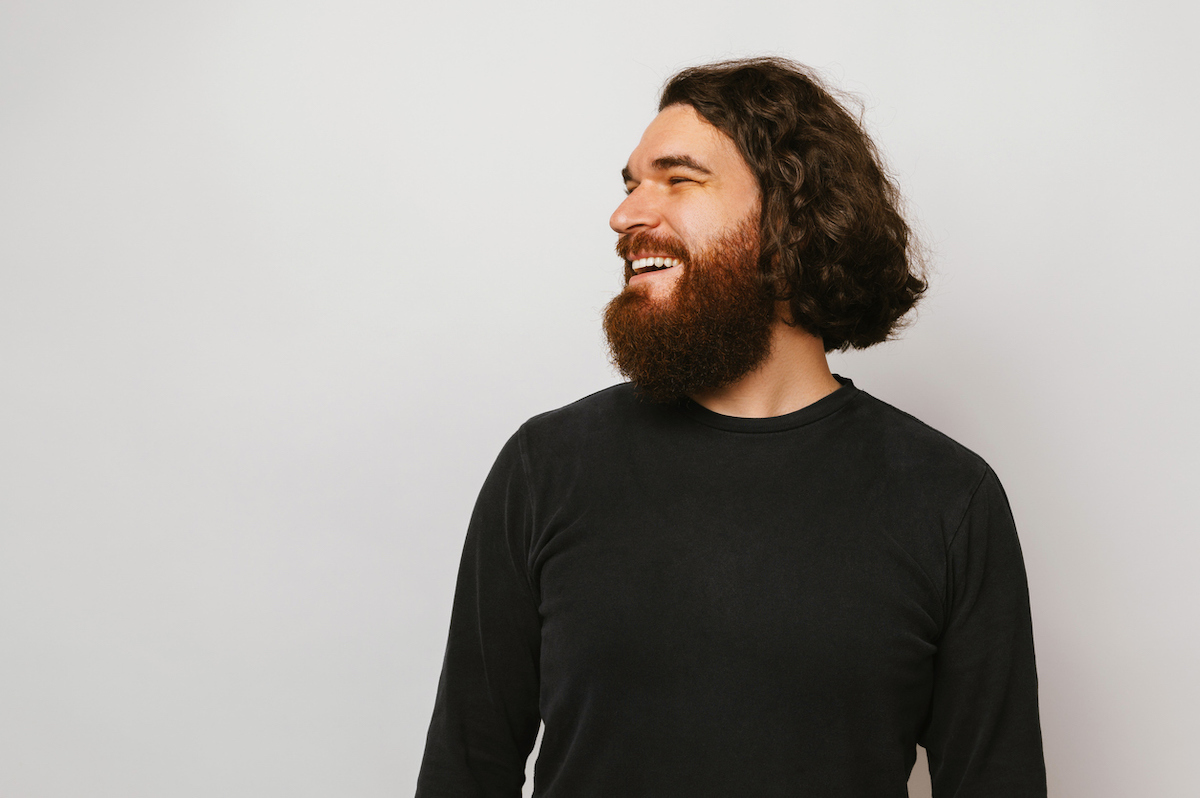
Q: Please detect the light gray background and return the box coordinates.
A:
[2,1,1197,796]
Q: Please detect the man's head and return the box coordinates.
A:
[604,57,926,401]
[603,103,774,403]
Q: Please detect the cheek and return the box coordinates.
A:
[673,202,747,246]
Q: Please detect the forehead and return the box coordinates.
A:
[626,104,749,177]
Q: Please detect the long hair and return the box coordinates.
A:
[659,58,927,351]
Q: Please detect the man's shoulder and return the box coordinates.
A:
[515,382,647,449]
[486,383,652,488]
[850,388,994,487]
[525,382,640,426]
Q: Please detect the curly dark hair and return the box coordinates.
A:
[659,58,927,351]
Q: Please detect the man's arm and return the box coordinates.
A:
[920,468,1047,797]
[416,432,542,798]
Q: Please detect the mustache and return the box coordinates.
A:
[615,231,690,264]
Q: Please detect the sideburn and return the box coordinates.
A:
[602,218,775,403]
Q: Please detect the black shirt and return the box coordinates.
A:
[417,379,1046,797]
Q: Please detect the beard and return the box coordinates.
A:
[602,216,776,403]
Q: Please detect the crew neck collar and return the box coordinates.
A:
[680,375,858,433]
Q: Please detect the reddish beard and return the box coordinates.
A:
[602,216,776,403]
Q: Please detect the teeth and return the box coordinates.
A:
[631,257,682,273]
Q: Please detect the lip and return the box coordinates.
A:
[627,266,684,290]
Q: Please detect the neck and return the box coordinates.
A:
[689,318,841,418]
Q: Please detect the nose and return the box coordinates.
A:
[609,185,661,235]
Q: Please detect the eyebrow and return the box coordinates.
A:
[622,154,714,183]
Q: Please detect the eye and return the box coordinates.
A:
[668,176,694,186]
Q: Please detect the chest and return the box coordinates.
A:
[531,468,946,702]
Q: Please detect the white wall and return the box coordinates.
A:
[2,1,1196,796]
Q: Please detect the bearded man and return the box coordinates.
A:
[416,58,1046,797]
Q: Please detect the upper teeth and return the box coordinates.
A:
[631,257,683,272]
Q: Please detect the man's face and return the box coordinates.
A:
[610,104,762,302]
[603,104,776,403]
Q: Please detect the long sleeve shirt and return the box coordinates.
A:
[416,379,1046,797]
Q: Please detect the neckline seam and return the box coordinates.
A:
[679,379,859,434]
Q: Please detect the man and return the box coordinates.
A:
[416,58,1045,797]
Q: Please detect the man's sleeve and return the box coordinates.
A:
[920,467,1048,797]
[415,432,542,798]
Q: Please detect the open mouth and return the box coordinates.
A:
[630,256,683,275]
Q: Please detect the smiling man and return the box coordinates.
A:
[416,59,1046,797]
